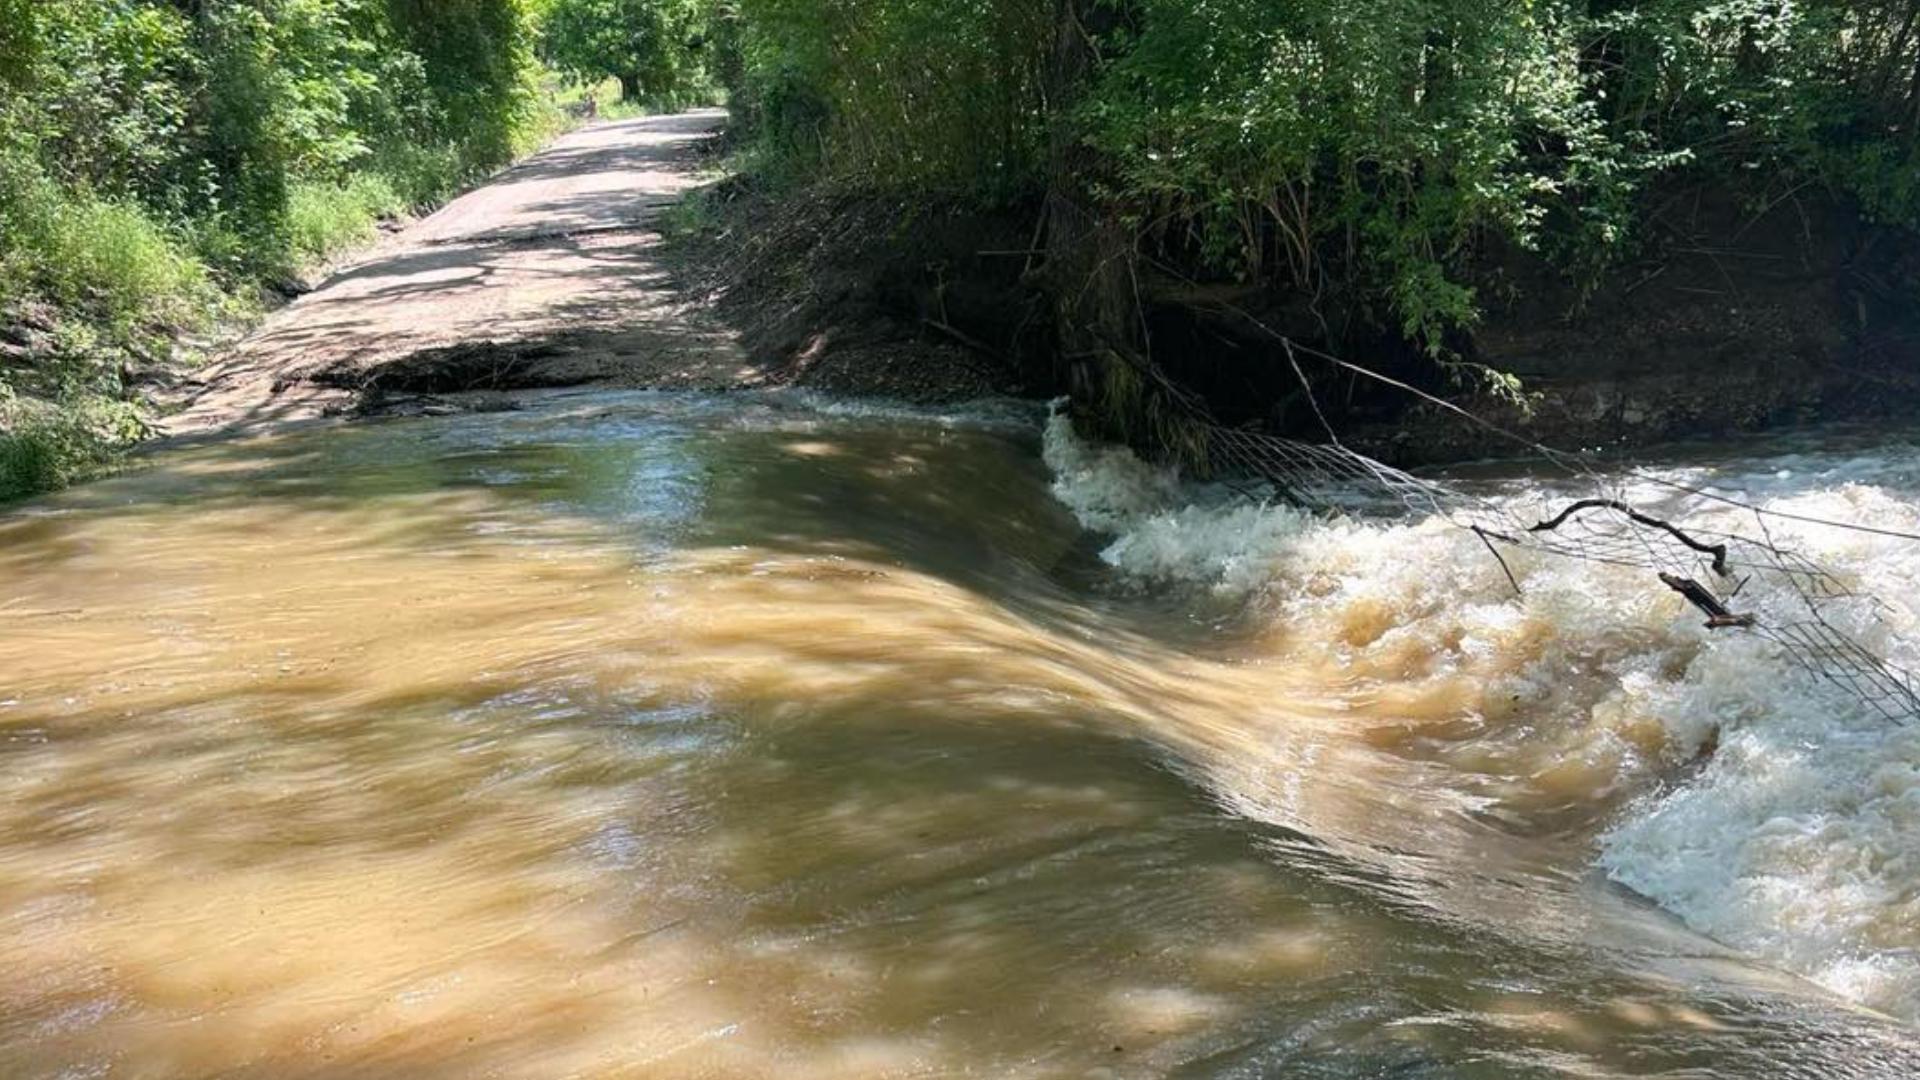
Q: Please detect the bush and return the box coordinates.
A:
[717,0,1920,351]
[0,150,211,329]
[541,0,716,107]
[0,425,70,503]
[44,199,212,326]
[0,0,564,504]
[287,173,406,260]
[727,0,1050,195]
[0,393,145,503]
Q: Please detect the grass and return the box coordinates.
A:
[0,166,414,504]
[287,173,408,262]
[0,87,601,506]
[0,65,677,507]
[0,428,66,503]
[0,155,205,500]
[284,91,590,267]
[47,200,210,324]
[1,156,214,328]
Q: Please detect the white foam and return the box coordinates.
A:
[1043,416,1920,1017]
[1596,478,1920,1014]
[1040,409,1185,533]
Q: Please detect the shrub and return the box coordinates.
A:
[287,173,406,260]
[0,392,145,503]
[0,150,210,329]
[727,0,1050,195]
[44,199,212,326]
[541,0,716,106]
[718,0,1920,350]
[0,0,561,503]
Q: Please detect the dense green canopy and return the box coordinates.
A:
[540,0,711,103]
[720,0,1920,344]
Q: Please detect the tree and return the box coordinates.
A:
[0,0,38,91]
[540,0,707,104]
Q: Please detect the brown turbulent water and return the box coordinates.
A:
[3,391,1919,1078]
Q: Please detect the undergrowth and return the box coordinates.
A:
[0,0,591,503]
[0,0,591,504]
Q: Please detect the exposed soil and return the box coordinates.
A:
[666,169,1920,472]
[659,182,1045,404]
[1370,184,1920,463]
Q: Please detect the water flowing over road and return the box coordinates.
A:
[10,113,1920,1078]
[6,393,1920,1077]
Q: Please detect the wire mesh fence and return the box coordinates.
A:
[1181,413,1920,725]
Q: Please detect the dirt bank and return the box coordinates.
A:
[658,181,1046,404]
[1375,185,1920,464]
[658,163,1920,471]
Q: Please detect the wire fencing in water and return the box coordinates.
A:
[1109,361,1920,725]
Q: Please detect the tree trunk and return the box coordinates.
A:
[1042,0,1142,427]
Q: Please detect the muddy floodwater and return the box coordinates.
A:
[7,392,1920,1077]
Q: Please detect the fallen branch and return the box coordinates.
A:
[1659,573,1756,629]
[1529,498,1731,576]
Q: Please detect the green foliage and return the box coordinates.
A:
[0,321,152,502]
[0,394,145,503]
[0,148,212,328]
[0,0,560,503]
[1588,0,1920,228]
[14,1,196,206]
[719,0,1920,350]
[1084,0,1687,347]
[288,175,407,260]
[726,0,1050,194]
[36,199,212,327]
[0,0,36,90]
[389,0,546,167]
[0,0,548,278]
[1085,0,1920,344]
[541,0,715,106]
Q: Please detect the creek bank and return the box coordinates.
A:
[669,171,1920,469]
[656,178,1044,405]
[1379,184,1920,463]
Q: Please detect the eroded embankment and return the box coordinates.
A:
[667,165,1920,470]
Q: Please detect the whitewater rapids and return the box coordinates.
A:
[1045,409,1920,1017]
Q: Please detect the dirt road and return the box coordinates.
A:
[164,110,756,437]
